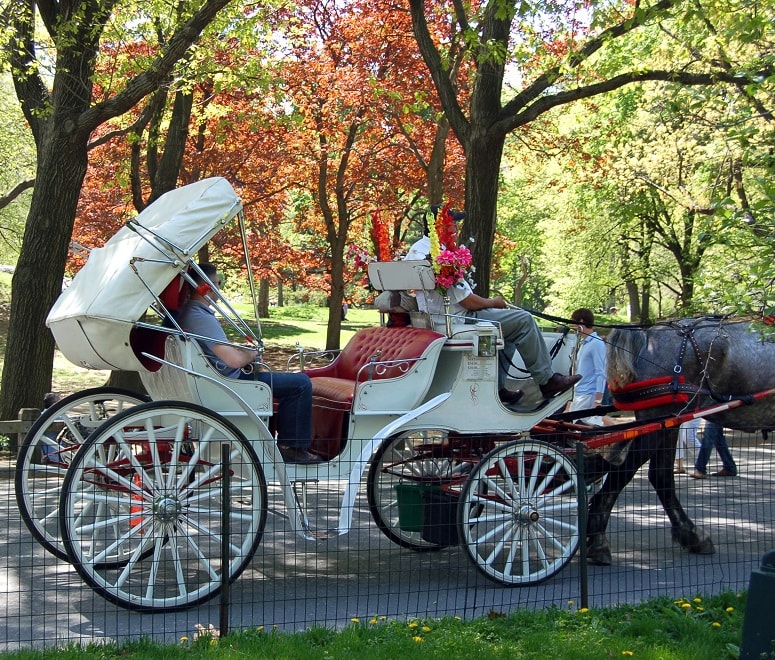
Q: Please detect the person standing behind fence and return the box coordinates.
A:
[675,418,702,474]
[568,308,614,426]
[690,420,738,478]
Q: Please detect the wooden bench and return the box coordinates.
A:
[304,325,446,457]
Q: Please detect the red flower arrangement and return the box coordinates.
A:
[430,202,473,293]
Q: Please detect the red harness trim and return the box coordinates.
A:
[609,376,691,411]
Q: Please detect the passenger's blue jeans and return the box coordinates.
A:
[240,370,313,448]
[694,421,737,475]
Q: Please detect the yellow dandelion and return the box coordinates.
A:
[693,598,702,604]
[408,622,418,629]
[369,618,378,625]
[712,622,721,628]
[413,636,424,643]
[568,600,575,606]
[209,639,217,646]
[696,607,704,612]
[351,617,360,624]
[681,603,692,609]
[180,636,189,643]
[725,607,735,613]
[454,616,462,621]
[380,616,387,621]
[256,626,264,632]
[578,608,589,614]
[622,651,634,657]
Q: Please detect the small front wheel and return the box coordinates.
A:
[367,430,494,551]
[59,401,267,612]
[459,439,580,586]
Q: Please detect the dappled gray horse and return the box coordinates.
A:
[587,316,775,565]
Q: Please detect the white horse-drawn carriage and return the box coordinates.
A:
[16,178,591,612]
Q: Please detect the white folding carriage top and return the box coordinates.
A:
[46,177,242,372]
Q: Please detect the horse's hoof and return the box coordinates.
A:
[586,539,612,565]
[671,527,715,555]
[586,553,612,566]
[690,538,715,555]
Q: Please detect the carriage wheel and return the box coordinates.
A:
[367,430,493,551]
[59,401,267,612]
[459,439,580,586]
[15,387,149,561]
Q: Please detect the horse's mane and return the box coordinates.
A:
[606,327,646,388]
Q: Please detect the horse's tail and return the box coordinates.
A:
[606,327,646,388]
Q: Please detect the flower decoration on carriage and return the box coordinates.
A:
[430,202,474,293]
[346,211,395,301]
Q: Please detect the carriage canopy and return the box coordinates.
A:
[46,178,242,372]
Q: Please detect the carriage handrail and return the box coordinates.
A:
[354,354,426,382]
[287,346,340,371]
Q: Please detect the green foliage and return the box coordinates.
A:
[0,72,34,264]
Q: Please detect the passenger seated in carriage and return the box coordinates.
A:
[177,263,323,464]
[405,210,580,406]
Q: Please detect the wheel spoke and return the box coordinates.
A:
[59,401,266,612]
[460,439,579,586]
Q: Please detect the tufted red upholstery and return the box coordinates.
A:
[305,326,445,457]
[305,326,445,383]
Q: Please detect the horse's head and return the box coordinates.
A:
[606,317,775,430]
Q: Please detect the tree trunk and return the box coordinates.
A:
[258,278,270,318]
[0,138,88,420]
[325,250,345,352]
[625,280,640,323]
[461,131,505,297]
[103,371,148,395]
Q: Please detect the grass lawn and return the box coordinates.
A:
[0,592,748,659]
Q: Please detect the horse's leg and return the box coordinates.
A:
[647,430,715,555]
[586,444,649,565]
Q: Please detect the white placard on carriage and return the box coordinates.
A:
[367,260,436,292]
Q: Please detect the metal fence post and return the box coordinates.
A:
[575,443,589,610]
[219,443,231,638]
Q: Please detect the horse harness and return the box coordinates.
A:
[610,316,753,410]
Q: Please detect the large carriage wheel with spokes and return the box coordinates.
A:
[15,387,149,561]
[59,401,267,612]
[367,430,494,551]
[459,438,580,586]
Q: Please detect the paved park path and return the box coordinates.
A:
[0,432,772,651]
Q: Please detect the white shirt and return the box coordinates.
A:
[404,235,472,317]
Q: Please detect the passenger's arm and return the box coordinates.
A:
[211,343,259,369]
[458,293,508,311]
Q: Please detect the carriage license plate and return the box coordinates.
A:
[462,354,497,381]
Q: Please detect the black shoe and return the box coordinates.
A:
[499,388,524,405]
[540,373,582,398]
[279,445,325,464]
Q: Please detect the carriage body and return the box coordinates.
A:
[26,178,585,612]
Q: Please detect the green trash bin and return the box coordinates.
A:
[740,550,775,659]
[394,483,439,532]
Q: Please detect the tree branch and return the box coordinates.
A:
[78,0,234,134]
[0,178,35,211]
[497,68,774,134]
[409,0,470,144]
